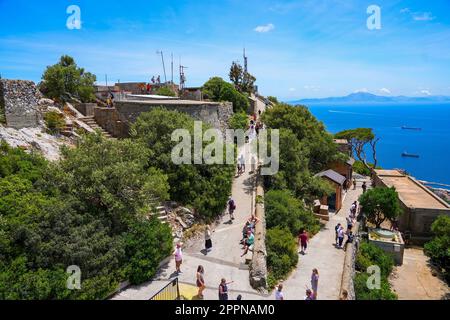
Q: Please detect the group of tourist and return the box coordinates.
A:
[335,201,358,250]
[194,264,235,300]
[240,214,260,257]
[275,268,320,300]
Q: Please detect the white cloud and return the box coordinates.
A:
[413,12,435,21]
[303,85,320,91]
[289,88,296,92]
[400,8,410,14]
[420,90,432,96]
[354,88,368,93]
[379,88,391,94]
[254,23,275,33]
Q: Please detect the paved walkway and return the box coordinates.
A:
[281,178,368,300]
[112,141,267,300]
[390,247,450,300]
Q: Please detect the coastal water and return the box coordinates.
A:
[306,104,450,188]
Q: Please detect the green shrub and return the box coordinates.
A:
[155,86,177,97]
[265,189,320,236]
[424,215,450,284]
[266,227,298,287]
[202,77,249,113]
[228,112,248,130]
[44,111,65,134]
[124,218,173,284]
[354,273,397,300]
[356,242,394,277]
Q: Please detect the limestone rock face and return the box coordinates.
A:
[0,79,41,129]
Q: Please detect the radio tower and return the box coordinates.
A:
[243,48,248,73]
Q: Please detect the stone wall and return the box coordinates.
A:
[250,169,268,292]
[340,238,357,300]
[94,107,129,138]
[75,103,96,117]
[0,79,40,129]
[114,100,233,136]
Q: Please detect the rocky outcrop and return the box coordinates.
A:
[0,79,41,129]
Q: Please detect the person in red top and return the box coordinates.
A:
[298,229,309,255]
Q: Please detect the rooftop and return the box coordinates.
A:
[333,139,349,145]
[375,169,450,210]
[116,98,220,106]
[316,169,346,185]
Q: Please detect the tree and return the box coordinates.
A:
[202,77,249,113]
[265,189,320,236]
[335,128,379,174]
[229,61,256,94]
[424,215,450,283]
[131,108,234,219]
[262,103,339,173]
[359,187,402,228]
[40,55,96,103]
[228,112,248,130]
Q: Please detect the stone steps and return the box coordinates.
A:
[80,116,114,139]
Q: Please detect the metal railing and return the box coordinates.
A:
[149,278,180,301]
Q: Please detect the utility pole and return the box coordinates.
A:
[171,52,174,84]
[156,50,167,84]
[105,74,108,87]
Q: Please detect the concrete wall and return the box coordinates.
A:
[75,103,96,117]
[94,107,129,138]
[114,100,233,136]
[0,79,39,128]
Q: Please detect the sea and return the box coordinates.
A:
[305,104,450,189]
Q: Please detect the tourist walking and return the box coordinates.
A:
[298,229,309,255]
[275,284,284,300]
[204,225,212,253]
[196,265,205,299]
[174,242,183,274]
[362,181,367,193]
[228,198,236,221]
[239,154,246,173]
[353,178,357,190]
[340,290,349,300]
[334,223,341,245]
[218,278,233,300]
[337,225,345,248]
[311,269,319,299]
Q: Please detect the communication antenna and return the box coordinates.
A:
[179,63,188,90]
[243,48,248,73]
[156,50,167,83]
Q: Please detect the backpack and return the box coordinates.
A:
[229,200,236,210]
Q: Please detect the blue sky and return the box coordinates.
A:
[1,0,450,99]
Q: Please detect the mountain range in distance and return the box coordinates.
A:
[289,92,450,105]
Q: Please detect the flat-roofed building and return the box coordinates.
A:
[374,169,450,241]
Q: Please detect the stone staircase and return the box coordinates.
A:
[60,122,74,137]
[149,205,169,224]
[80,116,114,139]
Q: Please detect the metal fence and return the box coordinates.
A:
[149,278,180,301]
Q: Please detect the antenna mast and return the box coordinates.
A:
[156,50,167,83]
[243,48,248,73]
